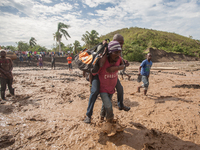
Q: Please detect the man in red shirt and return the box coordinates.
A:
[67,54,72,71]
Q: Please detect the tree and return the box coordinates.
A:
[17,41,29,52]
[81,30,99,48]
[29,37,37,48]
[31,45,47,52]
[6,45,17,51]
[64,44,73,53]
[54,22,71,52]
[73,40,81,54]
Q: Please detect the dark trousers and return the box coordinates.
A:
[1,78,14,99]
[51,62,55,68]
[86,75,124,118]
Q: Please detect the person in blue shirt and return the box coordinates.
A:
[137,53,152,95]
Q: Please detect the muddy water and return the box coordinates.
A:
[0,62,200,149]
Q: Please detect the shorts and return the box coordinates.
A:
[68,63,72,69]
[141,76,149,90]
[39,62,43,66]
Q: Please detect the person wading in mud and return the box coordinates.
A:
[51,54,56,70]
[95,41,129,123]
[67,54,72,71]
[137,53,152,95]
[84,34,130,124]
[0,49,14,100]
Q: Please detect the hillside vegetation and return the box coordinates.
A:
[99,27,200,61]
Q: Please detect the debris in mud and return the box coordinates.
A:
[26,115,46,122]
[172,84,200,89]
[160,71,186,76]
[129,122,146,130]
[59,73,82,77]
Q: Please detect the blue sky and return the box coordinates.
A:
[0,0,200,49]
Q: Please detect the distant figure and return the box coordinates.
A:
[67,54,72,71]
[137,53,153,95]
[51,54,55,70]
[38,55,43,69]
[119,59,131,80]
[27,52,31,64]
[19,52,23,62]
[0,49,14,100]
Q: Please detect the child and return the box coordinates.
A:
[137,53,152,95]
[96,41,128,122]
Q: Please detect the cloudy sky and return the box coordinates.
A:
[0,0,200,49]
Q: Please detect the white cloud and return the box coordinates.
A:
[87,12,95,16]
[82,0,119,7]
[32,2,73,16]
[0,0,200,49]
[41,0,52,3]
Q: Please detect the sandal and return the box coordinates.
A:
[119,106,130,111]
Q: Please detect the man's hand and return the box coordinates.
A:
[123,59,129,67]
[124,62,129,67]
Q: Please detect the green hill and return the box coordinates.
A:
[99,27,200,61]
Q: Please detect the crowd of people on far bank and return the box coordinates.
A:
[0,34,152,127]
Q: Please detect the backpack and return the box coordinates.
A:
[74,39,110,73]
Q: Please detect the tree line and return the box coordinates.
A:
[2,23,200,62]
[1,22,100,55]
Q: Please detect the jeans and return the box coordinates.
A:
[86,75,100,118]
[100,93,114,120]
[86,75,124,118]
[19,57,23,62]
[116,79,124,108]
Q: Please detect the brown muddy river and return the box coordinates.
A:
[0,61,200,149]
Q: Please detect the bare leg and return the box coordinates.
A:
[137,86,142,93]
[144,90,147,96]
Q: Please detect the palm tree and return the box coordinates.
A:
[73,40,81,54]
[54,22,71,52]
[81,30,99,48]
[29,37,37,48]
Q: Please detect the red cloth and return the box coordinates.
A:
[97,57,122,94]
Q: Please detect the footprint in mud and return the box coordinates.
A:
[0,104,14,114]
[101,120,126,136]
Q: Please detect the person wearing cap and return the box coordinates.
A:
[0,49,14,100]
[95,41,128,122]
[84,34,130,124]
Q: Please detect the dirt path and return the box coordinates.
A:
[0,61,200,149]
